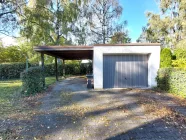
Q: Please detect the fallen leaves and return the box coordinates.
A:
[138,95,186,131]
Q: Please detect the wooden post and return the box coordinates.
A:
[63,59,65,77]
[41,53,45,87]
[55,57,58,81]
[91,59,93,74]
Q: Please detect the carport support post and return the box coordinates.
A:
[55,57,58,81]
[63,59,65,78]
[41,53,45,87]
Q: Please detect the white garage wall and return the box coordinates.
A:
[93,45,161,89]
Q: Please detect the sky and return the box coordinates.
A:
[119,0,159,42]
[1,0,159,46]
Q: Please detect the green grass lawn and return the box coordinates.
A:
[0,77,57,118]
[45,76,57,86]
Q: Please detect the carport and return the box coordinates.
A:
[34,43,160,89]
[34,46,93,86]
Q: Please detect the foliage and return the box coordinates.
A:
[0,0,26,36]
[16,41,40,63]
[137,0,186,47]
[0,62,92,80]
[171,40,186,69]
[0,45,26,63]
[20,62,90,95]
[44,62,92,76]
[1,0,129,46]
[19,0,129,45]
[176,39,186,50]
[0,63,29,80]
[21,67,45,95]
[0,77,56,119]
[20,0,80,45]
[172,59,186,69]
[88,0,127,44]
[136,26,154,43]
[174,48,186,60]
[72,1,91,45]
[174,40,186,59]
[64,62,80,75]
[160,48,172,68]
[156,68,186,98]
[110,32,131,44]
[0,41,57,64]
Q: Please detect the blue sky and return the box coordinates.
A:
[119,0,159,42]
[1,0,159,46]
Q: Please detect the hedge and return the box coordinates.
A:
[0,63,30,80]
[21,67,45,95]
[156,68,186,97]
[160,48,172,68]
[0,62,92,80]
[44,63,92,76]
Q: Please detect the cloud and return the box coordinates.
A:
[1,36,17,46]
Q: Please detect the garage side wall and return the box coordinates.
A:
[93,46,160,89]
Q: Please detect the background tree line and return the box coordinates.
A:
[0,0,131,63]
[137,0,186,69]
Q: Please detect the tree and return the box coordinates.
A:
[20,0,80,46]
[110,32,131,44]
[72,1,91,45]
[138,0,186,48]
[0,0,26,36]
[0,45,26,63]
[172,40,186,69]
[88,0,123,44]
[136,26,155,43]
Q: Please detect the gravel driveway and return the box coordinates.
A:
[2,77,186,140]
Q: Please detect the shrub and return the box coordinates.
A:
[21,67,45,95]
[80,63,92,74]
[160,48,172,68]
[44,64,60,76]
[0,63,28,80]
[174,48,186,59]
[44,63,92,76]
[175,39,186,58]
[0,62,92,80]
[172,59,186,69]
[172,48,186,69]
[156,68,186,97]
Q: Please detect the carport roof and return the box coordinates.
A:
[34,43,160,60]
[34,46,93,60]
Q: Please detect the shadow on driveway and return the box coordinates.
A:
[1,77,186,140]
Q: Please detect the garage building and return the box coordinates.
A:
[34,43,160,89]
